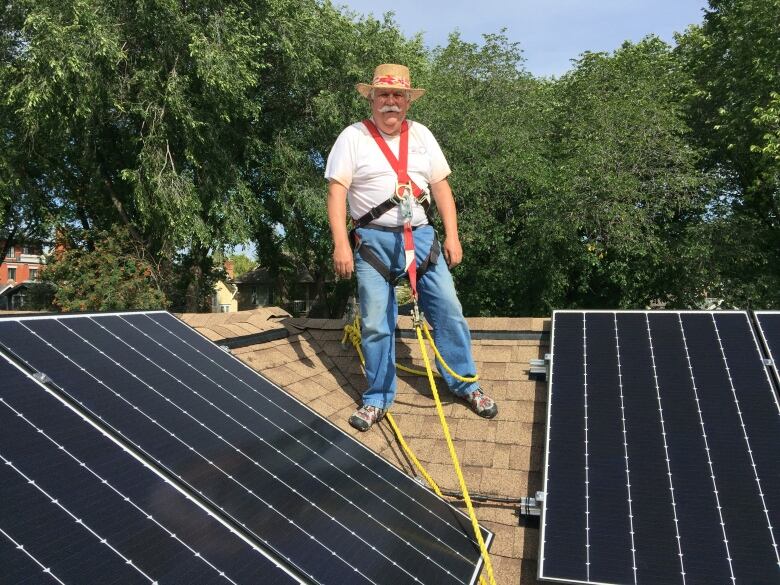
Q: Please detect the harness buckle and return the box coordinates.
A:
[395,180,413,198]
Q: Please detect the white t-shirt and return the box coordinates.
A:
[325,120,451,227]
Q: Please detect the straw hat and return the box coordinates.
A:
[356,64,426,102]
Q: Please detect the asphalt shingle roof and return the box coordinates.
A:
[181,308,550,585]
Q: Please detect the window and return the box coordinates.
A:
[12,292,26,309]
[219,304,231,313]
[251,285,269,307]
[7,266,16,281]
[7,246,14,259]
[29,268,38,281]
[22,245,32,255]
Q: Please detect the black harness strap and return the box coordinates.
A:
[352,194,432,229]
[351,225,441,285]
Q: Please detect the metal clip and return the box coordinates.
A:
[411,298,423,328]
[398,191,414,225]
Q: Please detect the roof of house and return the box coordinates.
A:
[0,282,31,297]
[231,265,316,285]
[179,307,550,585]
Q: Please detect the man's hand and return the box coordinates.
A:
[430,178,464,269]
[333,243,354,278]
[327,180,353,278]
[442,234,463,268]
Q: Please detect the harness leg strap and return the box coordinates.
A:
[416,238,440,282]
[351,228,440,285]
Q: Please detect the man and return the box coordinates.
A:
[325,64,498,431]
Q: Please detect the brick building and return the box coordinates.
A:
[0,241,46,309]
[1,241,45,285]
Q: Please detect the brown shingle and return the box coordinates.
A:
[492,444,511,469]
[481,468,527,498]
[455,418,498,442]
[485,522,519,557]
[479,362,508,380]
[499,400,537,423]
[473,345,514,362]
[261,364,303,388]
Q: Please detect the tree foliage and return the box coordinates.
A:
[415,34,709,314]
[2,0,778,314]
[227,254,256,279]
[3,0,278,308]
[413,32,554,315]
[531,38,709,310]
[43,225,168,311]
[676,0,780,307]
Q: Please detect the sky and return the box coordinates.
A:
[335,0,709,77]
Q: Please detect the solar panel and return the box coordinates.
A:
[755,311,780,390]
[540,311,780,585]
[0,353,299,584]
[0,311,491,585]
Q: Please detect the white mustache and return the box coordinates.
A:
[379,105,402,113]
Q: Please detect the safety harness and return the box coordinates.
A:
[349,119,440,297]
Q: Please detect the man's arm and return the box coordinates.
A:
[327,179,354,278]
[429,178,463,268]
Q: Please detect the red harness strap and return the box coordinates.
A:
[362,119,424,297]
[362,119,425,198]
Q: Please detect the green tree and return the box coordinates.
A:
[2,0,285,310]
[523,38,710,311]
[2,0,429,314]
[676,0,780,306]
[44,225,168,311]
[411,34,709,314]
[247,6,427,315]
[228,253,255,279]
[413,32,555,315]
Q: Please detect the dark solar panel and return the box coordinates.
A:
[0,353,298,584]
[540,311,780,585]
[0,312,491,585]
[755,311,780,391]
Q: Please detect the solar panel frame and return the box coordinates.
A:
[0,351,303,585]
[755,311,780,391]
[0,311,492,585]
[539,310,780,585]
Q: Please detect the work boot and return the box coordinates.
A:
[466,388,498,419]
[349,405,386,432]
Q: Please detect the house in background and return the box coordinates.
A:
[211,260,238,313]
[234,265,318,316]
[232,266,276,311]
[0,241,46,310]
[211,259,321,316]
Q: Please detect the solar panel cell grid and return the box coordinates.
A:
[0,357,298,585]
[541,311,780,585]
[0,312,490,585]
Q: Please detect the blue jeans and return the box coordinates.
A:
[354,225,479,410]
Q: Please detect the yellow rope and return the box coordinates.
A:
[342,314,479,383]
[422,322,479,383]
[342,314,441,377]
[342,318,444,495]
[396,362,439,377]
[342,315,495,585]
[414,326,497,585]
